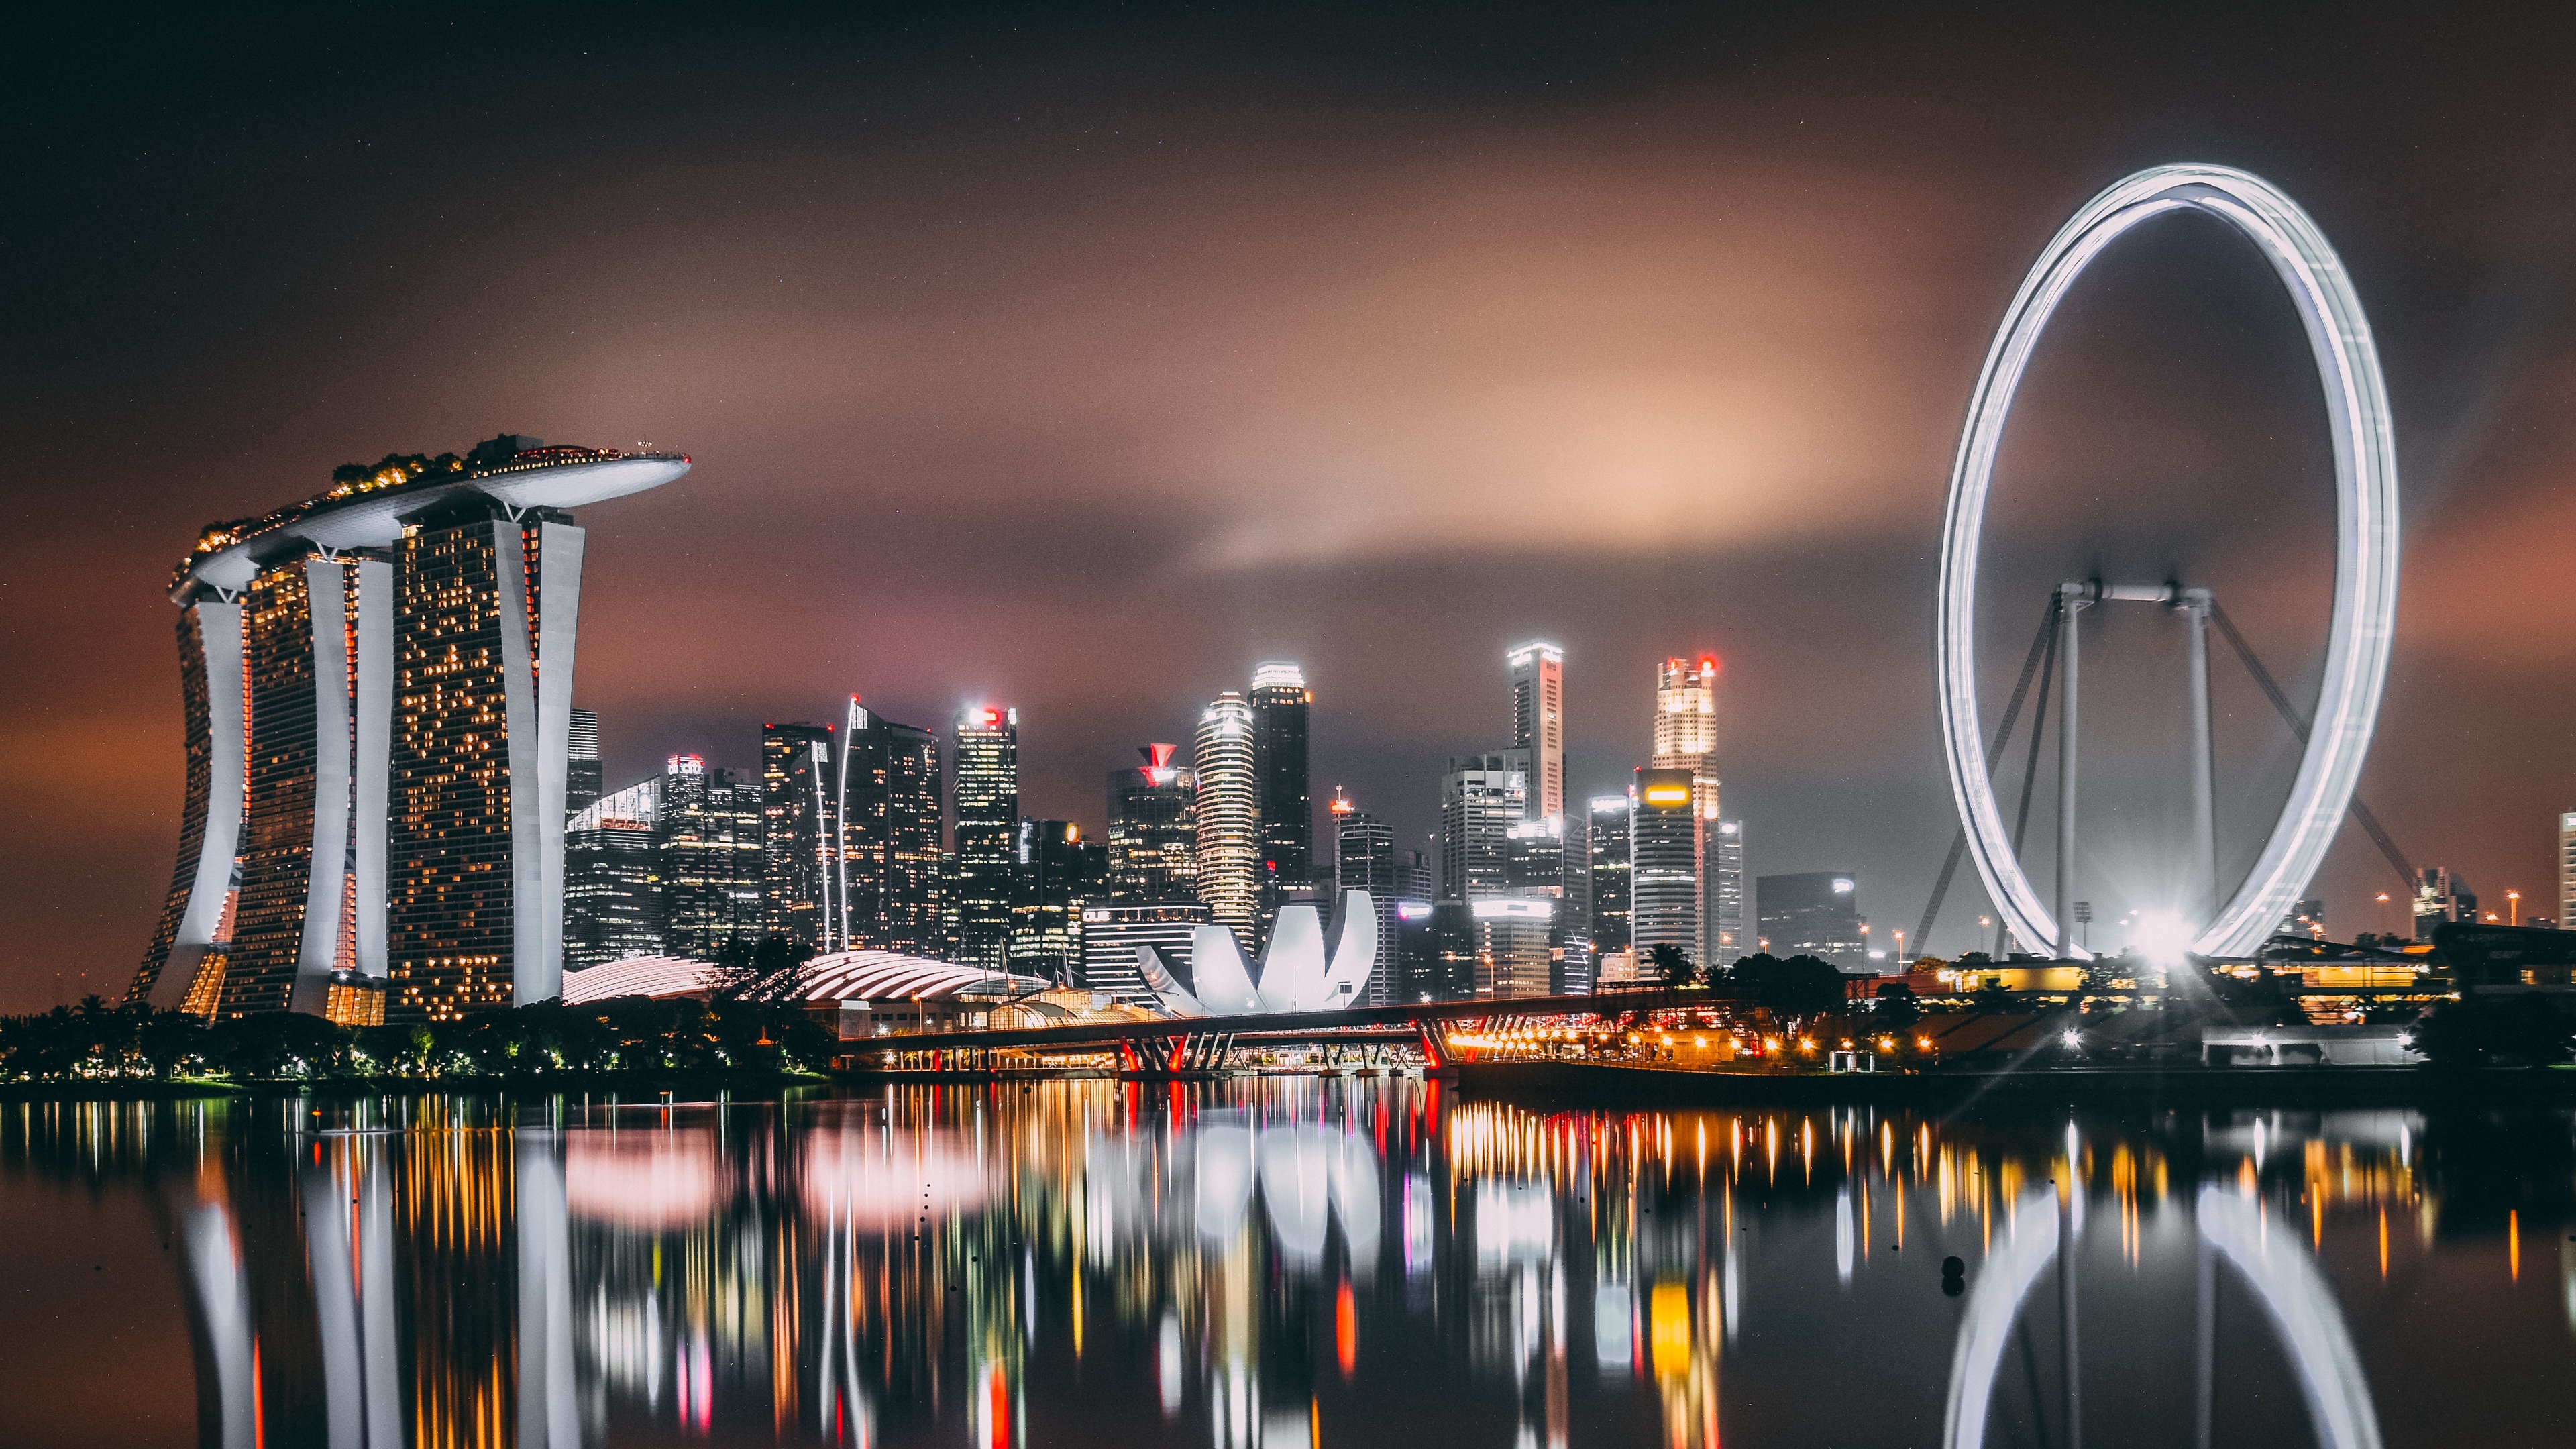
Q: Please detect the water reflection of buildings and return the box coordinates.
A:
[11,1091,2575,1447]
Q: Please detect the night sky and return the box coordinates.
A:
[7,2,2575,1010]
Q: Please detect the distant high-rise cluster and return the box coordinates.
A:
[136,445,1774,1021]
[1426,641,1591,999]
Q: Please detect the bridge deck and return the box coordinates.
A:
[849,986,1731,1053]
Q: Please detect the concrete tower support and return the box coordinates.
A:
[145,600,249,1008]
[351,558,393,982]
[496,518,586,1006]
[289,558,354,1016]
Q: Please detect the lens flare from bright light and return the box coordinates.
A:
[2132,910,2192,967]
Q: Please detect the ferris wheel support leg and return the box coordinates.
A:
[2180,589,2220,924]
[2194,1228,2217,1449]
[2055,583,2090,959]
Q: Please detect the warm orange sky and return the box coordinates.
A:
[6,3,2576,1006]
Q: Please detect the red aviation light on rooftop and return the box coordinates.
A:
[1329,791,1356,816]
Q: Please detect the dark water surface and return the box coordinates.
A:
[3,1081,2570,1448]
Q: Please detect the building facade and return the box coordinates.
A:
[659,755,765,960]
[564,778,662,969]
[1757,871,1868,970]
[1081,903,1209,1004]
[1109,745,1199,905]
[1710,818,1747,966]
[1587,793,1633,954]
[1193,692,1260,941]
[1507,641,1566,822]
[762,722,840,955]
[2562,812,2576,934]
[2412,866,2477,942]
[837,698,944,955]
[951,706,1020,969]
[1331,796,1398,1005]
[1250,663,1315,904]
[1439,751,1530,902]
[565,707,602,821]
[131,437,689,1022]
[1629,767,1701,968]
[1650,655,1725,965]
[1007,820,1108,984]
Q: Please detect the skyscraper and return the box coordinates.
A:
[1109,745,1199,904]
[1503,812,1591,994]
[762,722,839,955]
[565,708,602,822]
[1194,692,1260,940]
[1507,641,1566,821]
[658,755,764,959]
[1007,820,1108,983]
[1757,872,1867,969]
[1587,793,1633,955]
[1331,794,1397,1004]
[1439,751,1529,901]
[564,777,663,969]
[1651,655,1724,965]
[133,435,690,1022]
[1250,663,1315,901]
[952,706,1020,969]
[2561,812,2576,932]
[1630,767,1701,968]
[1710,818,1748,966]
[836,698,944,955]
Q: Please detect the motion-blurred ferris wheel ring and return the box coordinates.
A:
[1934,164,2401,960]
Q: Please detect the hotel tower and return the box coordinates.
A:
[129,435,690,1021]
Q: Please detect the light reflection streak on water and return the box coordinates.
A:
[1,1091,2555,1447]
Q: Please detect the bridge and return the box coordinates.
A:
[837,985,1736,1073]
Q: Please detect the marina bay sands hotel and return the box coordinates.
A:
[127,435,690,1023]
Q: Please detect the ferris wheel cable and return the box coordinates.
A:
[2010,610,2063,865]
[1916,596,2066,955]
[2206,603,2416,892]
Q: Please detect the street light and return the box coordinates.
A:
[2375,891,2392,938]
[2507,890,2521,926]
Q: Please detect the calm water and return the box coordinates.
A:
[3,1082,2570,1448]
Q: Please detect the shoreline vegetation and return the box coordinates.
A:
[5,983,2570,1107]
[0,994,841,1094]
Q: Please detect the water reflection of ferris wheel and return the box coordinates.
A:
[1944,1118,2382,1449]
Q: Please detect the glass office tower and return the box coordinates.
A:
[951,706,1020,969]
[564,777,663,969]
[836,698,945,955]
[659,755,765,960]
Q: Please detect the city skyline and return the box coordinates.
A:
[12,3,2576,1009]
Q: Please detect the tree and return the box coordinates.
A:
[1729,953,1844,1020]
[135,1009,211,1078]
[712,934,813,1002]
[1874,981,1923,1031]
[1647,944,1699,987]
